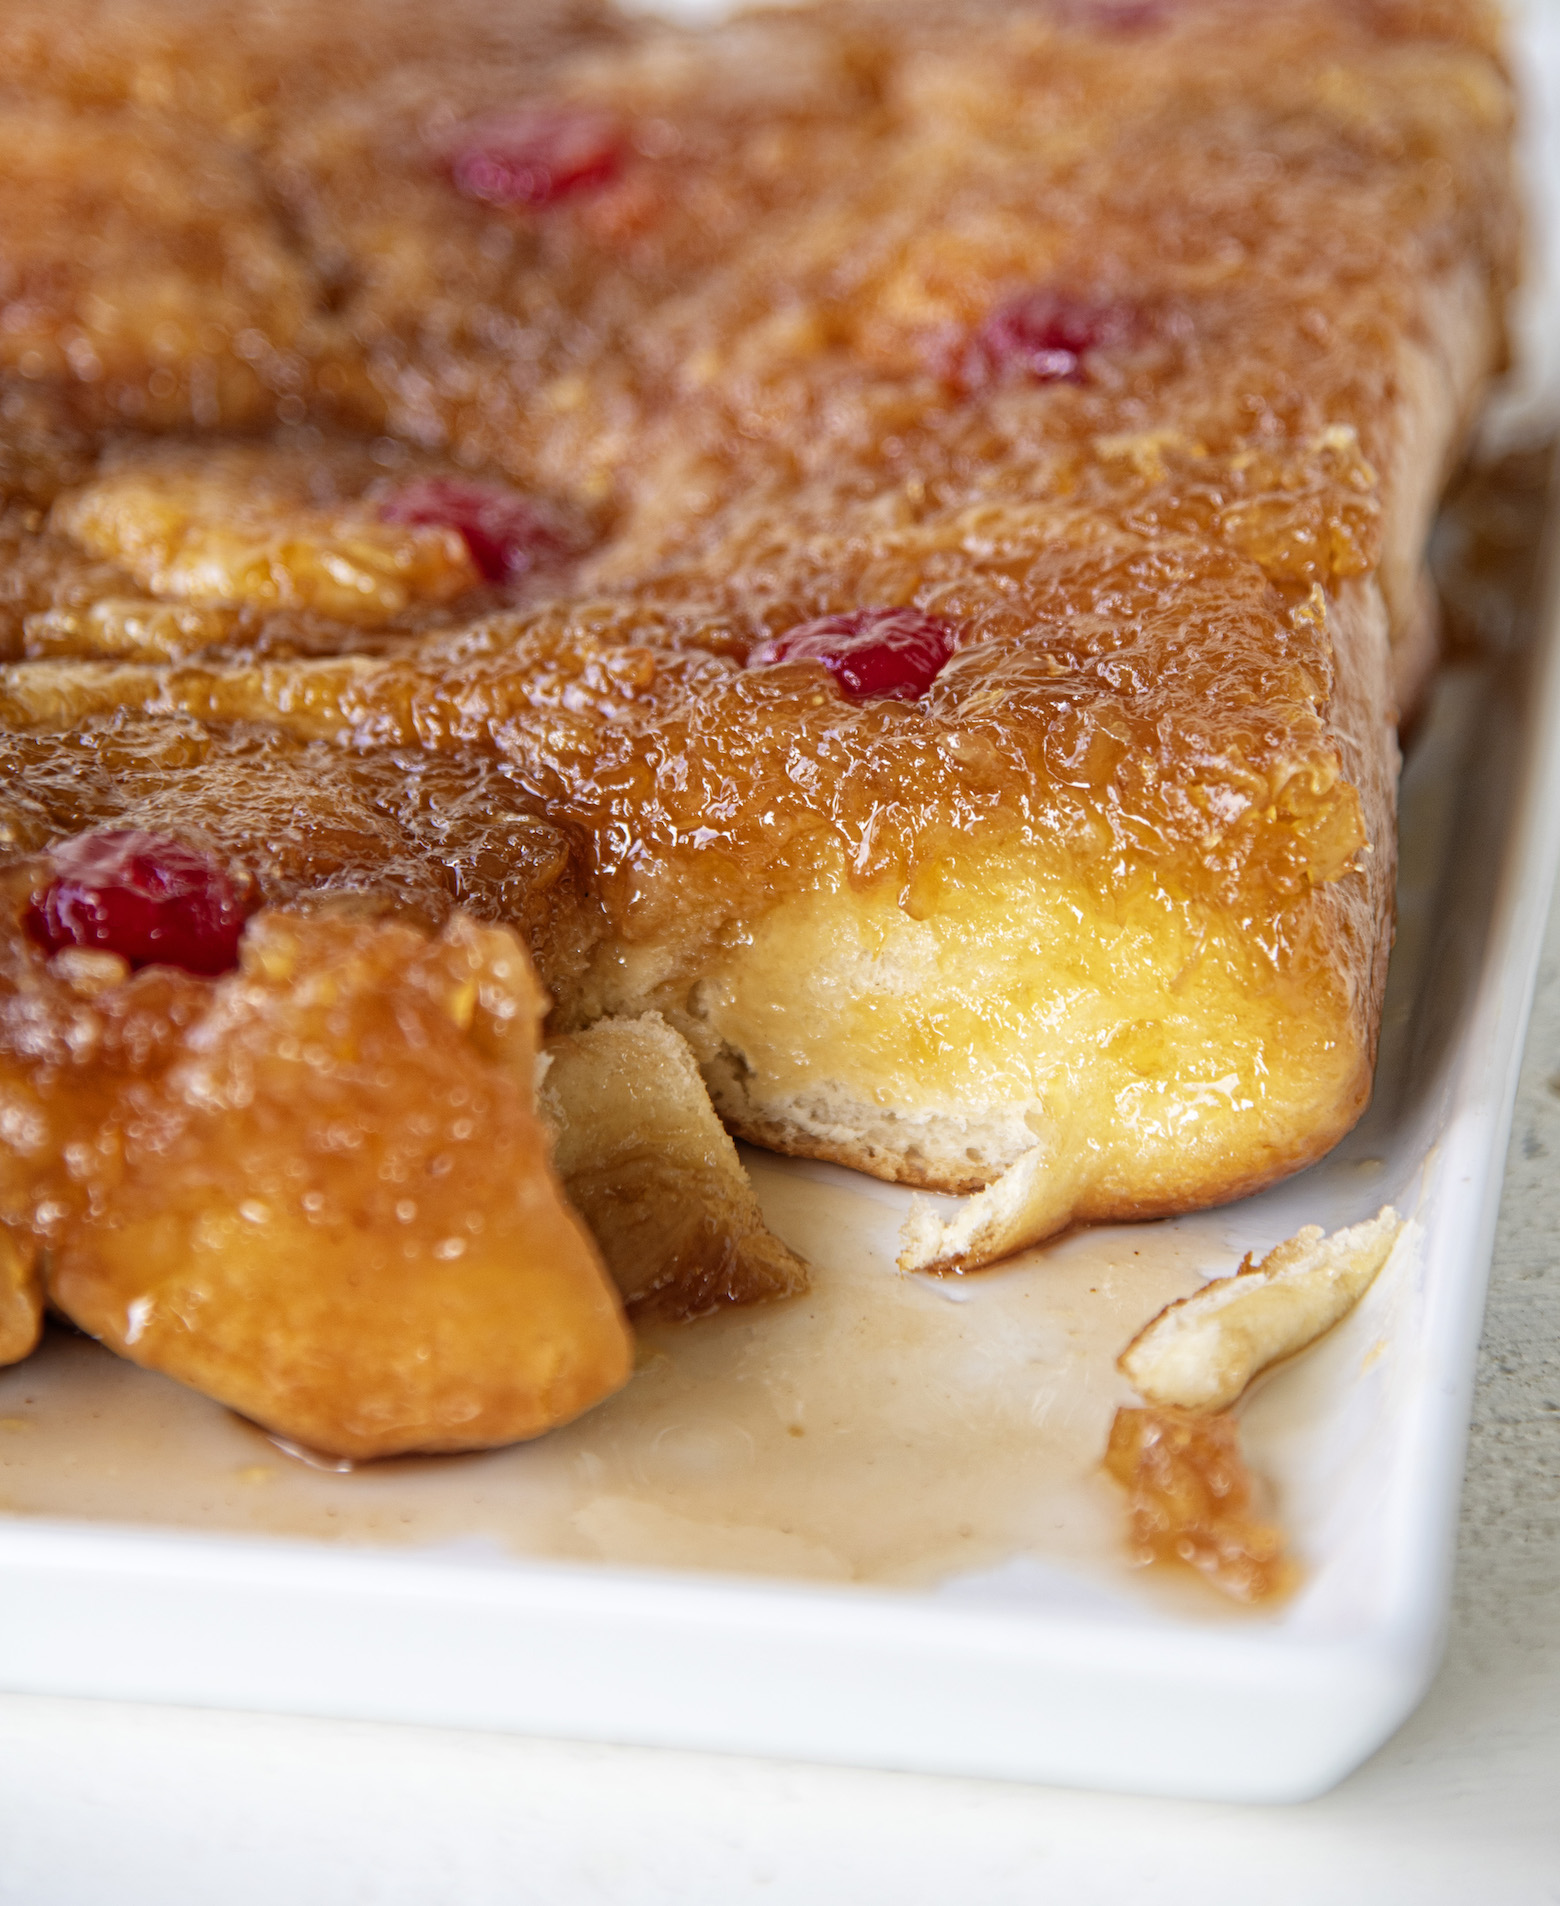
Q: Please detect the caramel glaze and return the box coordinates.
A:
[0,437,590,665]
[4,535,1361,986]
[0,718,605,1002]
[0,890,632,1456]
[0,1,1514,569]
[0,0,1518,1218]
[1106,1403,1294,1603]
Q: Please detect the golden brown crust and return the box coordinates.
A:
[0,0,1519,1269]
[0,716,608,1006]
[0,902,634,1457]
[0,724,803,1351]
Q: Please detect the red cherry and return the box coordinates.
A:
[964,289,1134,387]
[25,831,247,977]
[748,609,958,702]
[379,477,571,584]
[448,108,623,210]
[1069,0,1171,31]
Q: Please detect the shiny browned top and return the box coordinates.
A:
[0,717,603,997]
[0,0,1516,983]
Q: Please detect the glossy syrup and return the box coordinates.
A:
[0,1154,1224,1589]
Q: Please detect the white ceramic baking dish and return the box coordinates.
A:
[1,0,1557,1807]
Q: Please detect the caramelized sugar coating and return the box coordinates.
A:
[0,0,1513,671]
[2,434,592,664]
[1105,1404,1294,1603]
[54,444,483,625]
[0,721,806,1327]
[0,387,99,511]
[0,1,1513,591]
[0,898,633,1456]
[0,502,1397,1216]
[0,0,615,129]
[31,524,1365,949]
[0,107,318,434]
[266,9,888,502]
[0,0,621,433]
[0,717,605,1011]
[0,0,1517,1257]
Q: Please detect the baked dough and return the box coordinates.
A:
[540,1011,808,1318]
[0,895,635,1456]
[0,0,1520,1289]
[0,718,806,1336]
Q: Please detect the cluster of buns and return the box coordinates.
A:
[0,0,1517,1453]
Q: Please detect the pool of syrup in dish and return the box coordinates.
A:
[0,1161,1218,1588]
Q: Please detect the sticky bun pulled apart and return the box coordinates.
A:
[0,0,1519,1446]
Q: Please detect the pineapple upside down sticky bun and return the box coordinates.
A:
[0,0,1519,1446]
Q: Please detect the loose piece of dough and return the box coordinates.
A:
[540,1013,808,1320]
[1118,1207,1403,1413]
[898,1137,1090,1275]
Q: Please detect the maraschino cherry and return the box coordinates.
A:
[26,831,247,977]
[1070,0,1171,32]
[748,609,958,702]
[449,108,623,210]
[379,477,569,584]
[964,289,1133,387]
